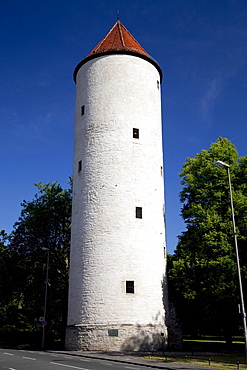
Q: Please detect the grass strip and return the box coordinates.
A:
[144,355,247,370]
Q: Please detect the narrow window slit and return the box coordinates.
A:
[126,281,134,294]
[78,160,82,172]
[133,128,139,139]
[136,207,142,219]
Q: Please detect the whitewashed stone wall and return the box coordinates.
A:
[66,324,166,351]
[66,54,167,351]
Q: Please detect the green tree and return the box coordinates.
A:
[1,181,72,347]
[0,230,16,338]
[168,138,247,341]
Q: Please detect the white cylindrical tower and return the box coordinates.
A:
[66,21,167,351]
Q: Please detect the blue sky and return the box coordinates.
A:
[1,0,247,254]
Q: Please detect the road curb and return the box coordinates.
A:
[46,350,219,369]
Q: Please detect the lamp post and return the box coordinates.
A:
[42,248,50,349]
[216,160,247,361]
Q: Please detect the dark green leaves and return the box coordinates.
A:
[168,138,247,339]
[0,181,72,347]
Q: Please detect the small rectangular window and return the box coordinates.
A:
[108,329,118,337]
[78,160,82,172]
[81,105,85,116]
[126,281,134,294]
[157,80,160,89]
[133,128,139,139]
[136,207,142,219]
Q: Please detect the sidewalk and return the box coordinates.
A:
[48,350,220,369]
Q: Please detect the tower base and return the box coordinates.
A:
[65,324,167,352]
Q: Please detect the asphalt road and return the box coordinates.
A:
[0,348,154,370]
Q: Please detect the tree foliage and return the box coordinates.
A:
[168,138,247,339]
[0,181,72,347]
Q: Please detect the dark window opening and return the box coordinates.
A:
[108,329,118,337]
[133,128,139,139]
[136,207,142,219]
[126,281,134,294]
[161,166,163,176]
[157,80,160,89]
[78,160,82,172]
[81,105,85,116]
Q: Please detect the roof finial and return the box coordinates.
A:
[117,8,120,20]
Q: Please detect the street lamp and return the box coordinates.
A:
[41,248,50,349]
[216,160,247,361]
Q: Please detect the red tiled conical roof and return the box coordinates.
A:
[74,21,162,82]
[87,20,150,58]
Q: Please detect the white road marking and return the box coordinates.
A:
[9,368,16,370]
[125,367,139,369]
[3,353,13,356]
[100,361,113,366]
[50,362,89,369]
[22,356,36,360]
[80,358,90,362]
